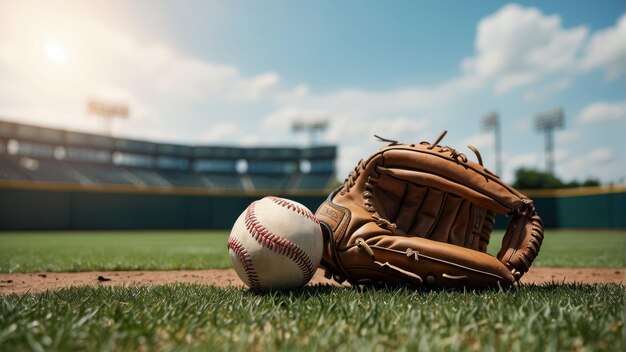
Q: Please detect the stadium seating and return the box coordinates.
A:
[4,157,82,183]
[0,156,29,180]
[157,170,210,188]
[248,174,293,190]
[201,173,244,190]
[295,173,334,190]
[70,163,135,185]
[126,168,172,187]
[0,120,337,192]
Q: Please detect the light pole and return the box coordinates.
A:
[482,111,502,176]
[291,115,329,146]
[534,108,564,175]
[86,98,129,136]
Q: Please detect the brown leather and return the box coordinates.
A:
[315,133,544,289]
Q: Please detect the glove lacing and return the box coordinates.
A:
[420,130,499,177]
[341,159,365,194]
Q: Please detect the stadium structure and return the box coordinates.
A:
[0,119,336,230]
[0,119,623,231]
[0,120,335,191]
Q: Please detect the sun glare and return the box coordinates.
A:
[43,41,68,64]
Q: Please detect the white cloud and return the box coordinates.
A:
[200,122,242,142]
[0,2,623,185]
[545,77,572,92]
[559,147,618,181]
[462,4,588,94]
[365,117,431,141]
[463,132,494,151]
[578,101,626,124]
[240,135,261,146]
[323,115,368,142]
[103,37,289,104]
[280,75,482,118]
[227,72,281,103]
[337,145,364,180]
[0,0,304,137]
[587,148,615,164]
[580,14,626,78]
[525,77,573,103]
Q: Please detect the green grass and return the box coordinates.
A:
[0,229,623,273]
[0,231,232,273]
[487,229,625,268]
[0,284,623,351]
[0,230,624,351]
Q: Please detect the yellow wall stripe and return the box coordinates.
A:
[521,185,625,197]
[0,179,623,198]
[0,179,329,197]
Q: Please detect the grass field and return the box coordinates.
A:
[1,284,623,351]
[0,229,624,273]
[1,229,624,351]
[0,231,231,273]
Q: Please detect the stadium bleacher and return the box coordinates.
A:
[296,173,335,190]
[202,173,244,190]
[125,168,171,187]
[0,156,29,180]
[0,120,336,192]
[248,174,293,190]
[157,170,210,188]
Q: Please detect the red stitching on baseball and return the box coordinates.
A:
[227,236,262,290]
[245,201,316,286]
[267,196,320,224]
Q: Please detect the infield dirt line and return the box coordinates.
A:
[0,268,623,295]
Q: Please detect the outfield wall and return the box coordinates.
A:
[0,181,624,230]
[523,187,625,229]
[0,181,327,230]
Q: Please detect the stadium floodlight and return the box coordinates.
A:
[291,114,329,146]
[534,108,564,175]
[86,98,130,136]
[481,111,502,176]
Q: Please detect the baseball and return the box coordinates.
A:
[227,196,324,291]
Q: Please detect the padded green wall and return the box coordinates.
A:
[0,188,623,230]
[555,192,625,228]
[0,188,326,230]
[494,192,624,230]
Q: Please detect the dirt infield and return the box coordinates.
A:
[0,267,623,294]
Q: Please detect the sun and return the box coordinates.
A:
[43,41,68,64]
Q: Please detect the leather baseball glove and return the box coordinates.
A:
[315,131,543,289]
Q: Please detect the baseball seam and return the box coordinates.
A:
[244,201,316,286]
[268,196,320,224]
[227,236,262,290]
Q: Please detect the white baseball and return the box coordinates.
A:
[227,196,324,291]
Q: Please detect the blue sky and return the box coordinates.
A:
[0,0,624,183]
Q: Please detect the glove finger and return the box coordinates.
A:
[342,224,515,289]
[498,203,544,279]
